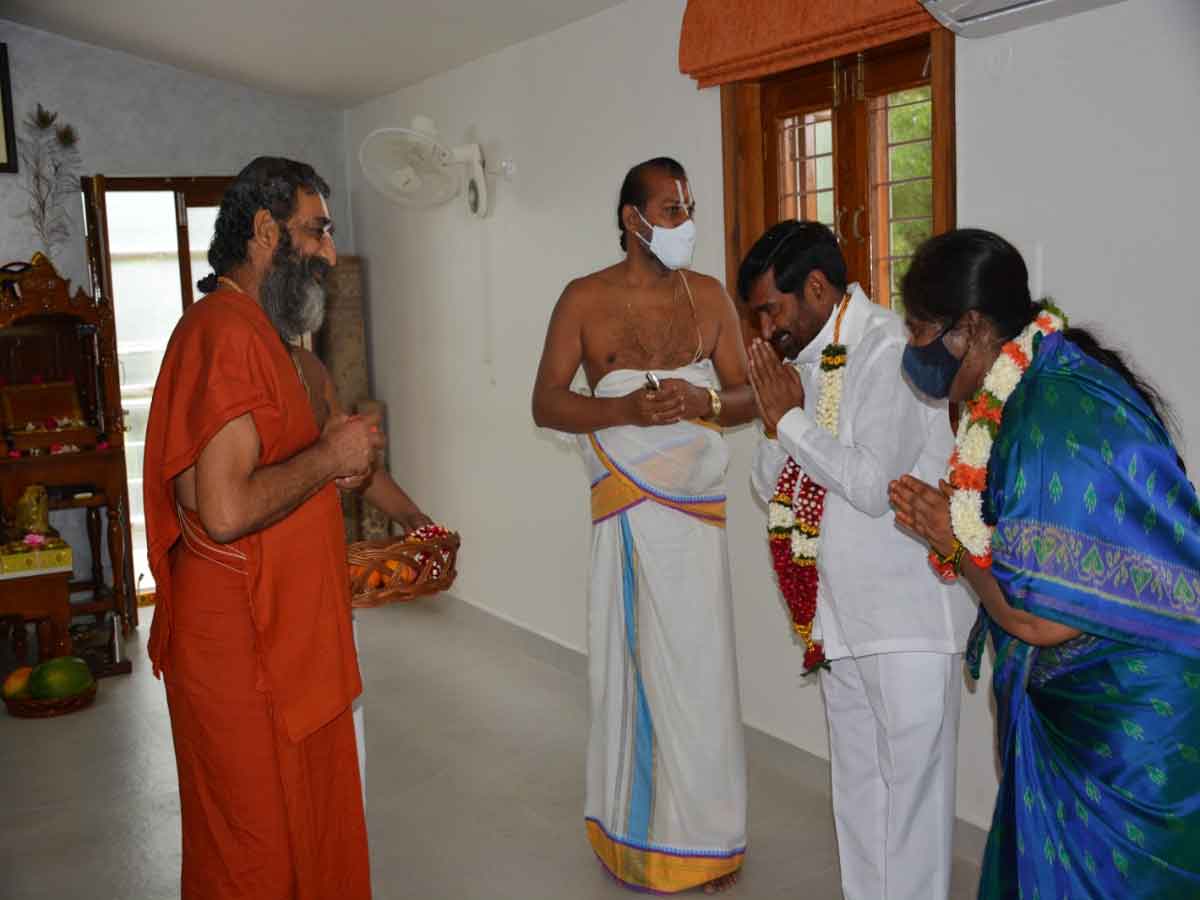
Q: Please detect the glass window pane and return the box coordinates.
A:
[188,206,220,290]
[869,84,934,310]
[888,97,932,144]
[127,477,145,524]
[890,86,931,107]
[187,207,218,253]
[892,258,911,295]
[775,109,835,230]
[890,179,932,220]
[891,219,933,259]
[816,191,834,225]
[122,398,152,441]
[123,443,144,480]
[105,191,187,592]
[891,257,911,318]
[889,141,932,181]
[815,155,834,190]
[814,120,833,155]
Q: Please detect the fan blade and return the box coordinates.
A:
[389,166,421,193]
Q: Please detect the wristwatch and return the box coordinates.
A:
[707,388,722,421]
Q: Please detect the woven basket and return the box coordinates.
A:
[4,682,97,718]
[347,531,460,608]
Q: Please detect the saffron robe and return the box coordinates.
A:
[144,288,369,900]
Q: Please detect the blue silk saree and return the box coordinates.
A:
[970,331,1200,898]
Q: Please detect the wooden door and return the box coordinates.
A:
[81,175,232,605]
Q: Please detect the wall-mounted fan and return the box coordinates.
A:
[359,116,495,218]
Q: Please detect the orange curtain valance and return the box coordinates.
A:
[679,0,938,88]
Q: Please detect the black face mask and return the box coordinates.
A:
[901,323,963,399]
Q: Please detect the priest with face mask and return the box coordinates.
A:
[740,221,976,900]
[532,157,757,893]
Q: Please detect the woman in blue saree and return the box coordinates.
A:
[888,229,1200,898]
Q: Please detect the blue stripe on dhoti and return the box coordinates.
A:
[619,512,655,843]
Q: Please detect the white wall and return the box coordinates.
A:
[347,0,1200,836]
[0,18,351,291]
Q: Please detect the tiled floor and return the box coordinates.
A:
[1,597,982,899]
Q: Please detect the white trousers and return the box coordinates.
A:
[820,652,962,900]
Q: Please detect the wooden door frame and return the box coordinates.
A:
[80,174,233,614]
[82,175,234,312]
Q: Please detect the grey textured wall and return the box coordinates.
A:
[0,18,351,289]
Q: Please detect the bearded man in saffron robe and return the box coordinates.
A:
[144,157,383,900]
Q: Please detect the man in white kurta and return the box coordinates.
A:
[739,221,975,900]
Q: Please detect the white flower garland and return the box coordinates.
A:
[947,308,1064,564]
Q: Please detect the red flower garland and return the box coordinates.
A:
[765,295,852,676]
[770,460,829,673]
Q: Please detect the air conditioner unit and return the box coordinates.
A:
[919,0,1127,37]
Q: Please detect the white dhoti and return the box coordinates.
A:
[581,363,746,893]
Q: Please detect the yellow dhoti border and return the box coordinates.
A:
[588,432,726,528]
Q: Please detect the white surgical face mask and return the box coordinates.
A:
[636,209,696,271]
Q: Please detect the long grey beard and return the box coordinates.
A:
[260,260,328,340]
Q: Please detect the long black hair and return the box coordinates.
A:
[199,156,330,292]
[901,228,1180,446]
[736,220,847,303]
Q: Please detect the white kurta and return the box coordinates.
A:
[581,362,746,894]
[751,287,972,900]
[750,286,976,658]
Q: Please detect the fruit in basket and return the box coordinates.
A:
[346,523,457,602]
[384,558,418,584]
[2,666,33,700]
[28,656,94,700]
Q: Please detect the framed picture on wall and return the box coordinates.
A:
[0,44,16,173]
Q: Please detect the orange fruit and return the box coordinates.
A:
[3,666,33,700]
